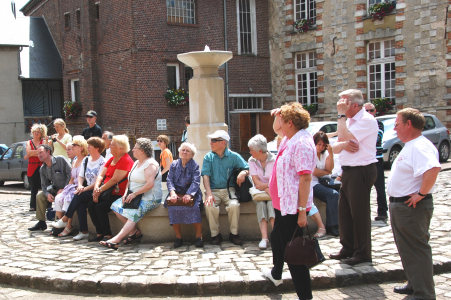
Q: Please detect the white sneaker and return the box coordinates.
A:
[262,267,282,286]
[73,232,89,241]
[50,219,67,228]
[259,239,269,249]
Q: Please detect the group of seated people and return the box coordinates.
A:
[25,120,339,251]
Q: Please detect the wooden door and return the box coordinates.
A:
[260,113,276,142]
[240,113,252,151]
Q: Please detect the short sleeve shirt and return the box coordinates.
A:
[201,148,249,189]
[387,135,441,197]
[81,124,102,140]
[79,156,106,186]
[338,108,378,166]
[311,151,329,187]
[160,149,173,168]
[104,154,134,195]
[248,151,275,184]
[52,134,72,158]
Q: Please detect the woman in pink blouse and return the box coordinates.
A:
[261,102,316,300]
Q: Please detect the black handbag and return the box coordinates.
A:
[227,168,252,202]
[284,224,326,268]
[98,177,127,202]
[82,157,88,187]
[318,176,341,192]
[123,164,160,209]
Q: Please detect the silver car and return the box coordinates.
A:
[0,141,30,189]
[376,114,451,167]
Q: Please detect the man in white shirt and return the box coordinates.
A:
[387,108,440,300]
[102,131,114,161]
[329,89,378,265]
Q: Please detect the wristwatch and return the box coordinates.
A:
[298,206,307,211]
[337,115,346,119]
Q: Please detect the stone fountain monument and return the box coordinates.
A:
[177,46,233,170]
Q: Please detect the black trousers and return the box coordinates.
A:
[88,195,117,236]
[28,167,41,209]
[374,158,388,216]
[271,209,312,300]
[65,190,93,232]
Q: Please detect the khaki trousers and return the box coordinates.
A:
[36,191,50,221]
[390,198,435,299]
[204,188,240,237]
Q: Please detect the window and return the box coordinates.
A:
[71,79,80,102]
[95,2,100,19]
[76,9,81,25]
[237,0,257,55]
[167,0,196,24]
[367,39,395,100]
[233,97,263,111]
[295,51,318,105]
[64,13,70,28]
[167,64,180,90]
[184,66,193,90]
[368,0,393,5]
[294,0,316,24]
[13,145,24,159]
[2,148,12,160]
[424,117,436,131]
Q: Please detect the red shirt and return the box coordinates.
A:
[27,140,43,177]
[104,154,134,195]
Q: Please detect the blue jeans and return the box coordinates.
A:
[313,183,339,227]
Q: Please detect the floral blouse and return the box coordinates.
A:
[276,129,316,216]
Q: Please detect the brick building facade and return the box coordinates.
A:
[269,0,451,129]
[21,0,273,153]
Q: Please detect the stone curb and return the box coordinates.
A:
[0,261,450,296]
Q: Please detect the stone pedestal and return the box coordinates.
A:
[177,50,233,171]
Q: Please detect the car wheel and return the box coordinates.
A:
[22,173,30,190]
[0,181,4,187]
[389,145,402,168]
[439,141,450,162]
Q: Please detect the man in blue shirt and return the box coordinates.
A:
[202,130,249,245]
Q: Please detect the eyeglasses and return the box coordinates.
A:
[86,116,94,118]
[394,121,405,128]
[72,144,80,147]
[366,109,375,112]
[157,140,163,143]
[211,139,224,143]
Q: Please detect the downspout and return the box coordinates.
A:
[224,0,231,147]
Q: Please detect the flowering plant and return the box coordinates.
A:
[368,2,395,22]
[303,103,318,116]
[294,18,314,33]
[371,98,394,116]
[164,88,189,106]
[63,101,83,120]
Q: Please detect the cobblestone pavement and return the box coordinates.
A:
[0,171,450,296]
[0,273,450,299]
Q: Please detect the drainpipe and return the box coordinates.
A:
[224,0,231,148]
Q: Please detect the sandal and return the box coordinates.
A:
[100,241,119,250]
[58,227,73,237]
[123,229,142,244]
[314,228,326,238]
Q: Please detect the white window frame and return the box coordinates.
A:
[236,0,257,55]
[367,39,396,100]
[167,63,180,90]
[233,97,263,112]
[295,51,318,105]
[70,79,80,102]
[166,0,196,25]
[294,0,316,24]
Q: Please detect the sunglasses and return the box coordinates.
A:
[157,140,164,143]
[211,139,224,143]
[86,116,94,118]
[366,109,375,112]
[72,144,80,147]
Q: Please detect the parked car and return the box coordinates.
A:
[376,114,451,167]
[0,141,30,189]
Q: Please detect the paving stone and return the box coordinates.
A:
[100,276,126,294]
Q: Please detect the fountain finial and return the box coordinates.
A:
[204,45,210,51]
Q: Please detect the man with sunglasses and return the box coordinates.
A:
[201,130,249,245]
[364,102,388,221]
[81,110,103,141]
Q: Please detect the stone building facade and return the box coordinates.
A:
[269,0,451,128]
[21,0,273,153]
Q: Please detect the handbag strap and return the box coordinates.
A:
[288,223,312,246]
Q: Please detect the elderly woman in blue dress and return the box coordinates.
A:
[100,138,162,249]
[165,142,203,248]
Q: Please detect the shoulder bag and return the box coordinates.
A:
[82,157,89,187]
[284,224,326,268]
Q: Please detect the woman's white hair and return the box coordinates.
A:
[338,89,364,107]
[112,135,130,152]
[178,142,197,156]
[248,134,267,152]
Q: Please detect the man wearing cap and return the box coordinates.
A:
[387,108,440,300]
[201,130,249,245]
[81,111,102,141]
